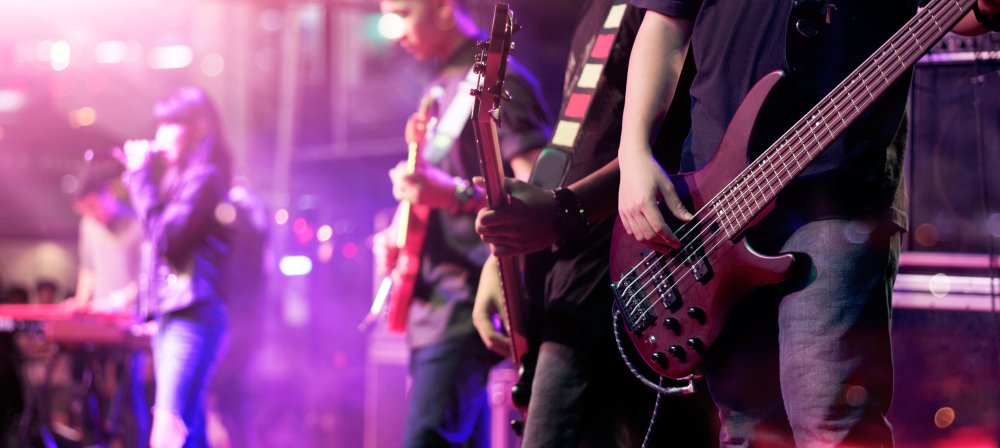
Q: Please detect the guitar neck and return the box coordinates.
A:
[713,0,974,237]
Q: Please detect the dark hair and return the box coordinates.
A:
[4,286,29,305]
[35,279,58,293]
[76,151,124,199]
[154,86,233,183]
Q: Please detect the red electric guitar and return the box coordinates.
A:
[610,0,977,379]
[378,94,439,333]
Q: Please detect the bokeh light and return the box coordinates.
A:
[377,13,405,40]
[274,208,289,225]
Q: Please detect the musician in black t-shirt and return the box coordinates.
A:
[617,0,998,446]
[473,3,718,446]
[375,0,549,446]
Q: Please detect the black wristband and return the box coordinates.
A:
[552,187,589,244]
[973,2,1000,32]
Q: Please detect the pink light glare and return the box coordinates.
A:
[50,40,71,71]
[274,208,289,225]
[317,224,333,242]
[147,44,193,70]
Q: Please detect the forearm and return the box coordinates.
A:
[953,1,999,36]
[74,269,94,305]
[620,12,692,156]
[567,158,620,224]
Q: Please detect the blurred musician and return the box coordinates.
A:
[121,86,232,448]
[374,0,549,446]
[67,155,151,446]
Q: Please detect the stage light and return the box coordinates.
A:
[275,208,289,225]
[50,40,71,71]
[929,273,951,298]
[259,9,284,32]
[0,90,27,112]
[342,242,358,259]
[293,217,313,244]
[201,53,225,77]
[280,255,313,276]
[914,223,939,248]
[95,41,129,64]
[377,13,405,40]
[68,107,97,128]
[317,224,333,242]
[934,407,955,429]
[215,202,237,225]
[317,242,335,262]
[148,45,193,70]
[61,174,78,194]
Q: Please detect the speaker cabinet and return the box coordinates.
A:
[908,59,1000,253]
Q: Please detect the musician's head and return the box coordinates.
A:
[379,0,477,61]
[74,152,126,225]
[153,86,231,181]
[35,279,58,305]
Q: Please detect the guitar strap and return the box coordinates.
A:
[531,0,629,189]
[425,67,480,165]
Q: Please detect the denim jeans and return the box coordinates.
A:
[707,218,900,448]
[403,333,499,448]
[152,301,228,448]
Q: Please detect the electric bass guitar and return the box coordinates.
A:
[610,0,978,379]
[470,3,532,374]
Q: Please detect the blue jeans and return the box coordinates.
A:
[706,218,900,448]
[153,301,228,448]
[403,333,499,448]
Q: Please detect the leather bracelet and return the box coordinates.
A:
[973,2,1000,32]
[552,187,589,243]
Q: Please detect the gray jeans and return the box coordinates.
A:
[707,218,900,448]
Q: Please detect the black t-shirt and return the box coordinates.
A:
[631,0,915,229]
[542,2,694,341]
[408,38,551,348]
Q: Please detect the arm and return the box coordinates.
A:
[952,0,1000,36]
[472,255,512,358]
[67,268,95,310]
[475,158,621,256]
[617,11,693,249]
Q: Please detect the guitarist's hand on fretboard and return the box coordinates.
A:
[372,226,398,280]
[389,160,464,210]
[472,255,513,360]
[474,176,559,257]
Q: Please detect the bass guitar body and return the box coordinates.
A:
[609,72,796,379]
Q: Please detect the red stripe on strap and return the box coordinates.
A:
[564,93,593,119]
[590,34,615,59]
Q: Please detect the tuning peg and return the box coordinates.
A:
[475,40,489,49]
[474,53,486,63]
[512,23,522,34]
[509,42,516,52]
[472,62,486,75]
[469,88,482,97]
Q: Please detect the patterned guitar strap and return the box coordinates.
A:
[530,0,630,189]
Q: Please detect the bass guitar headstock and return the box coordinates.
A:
[471,3,518,127]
